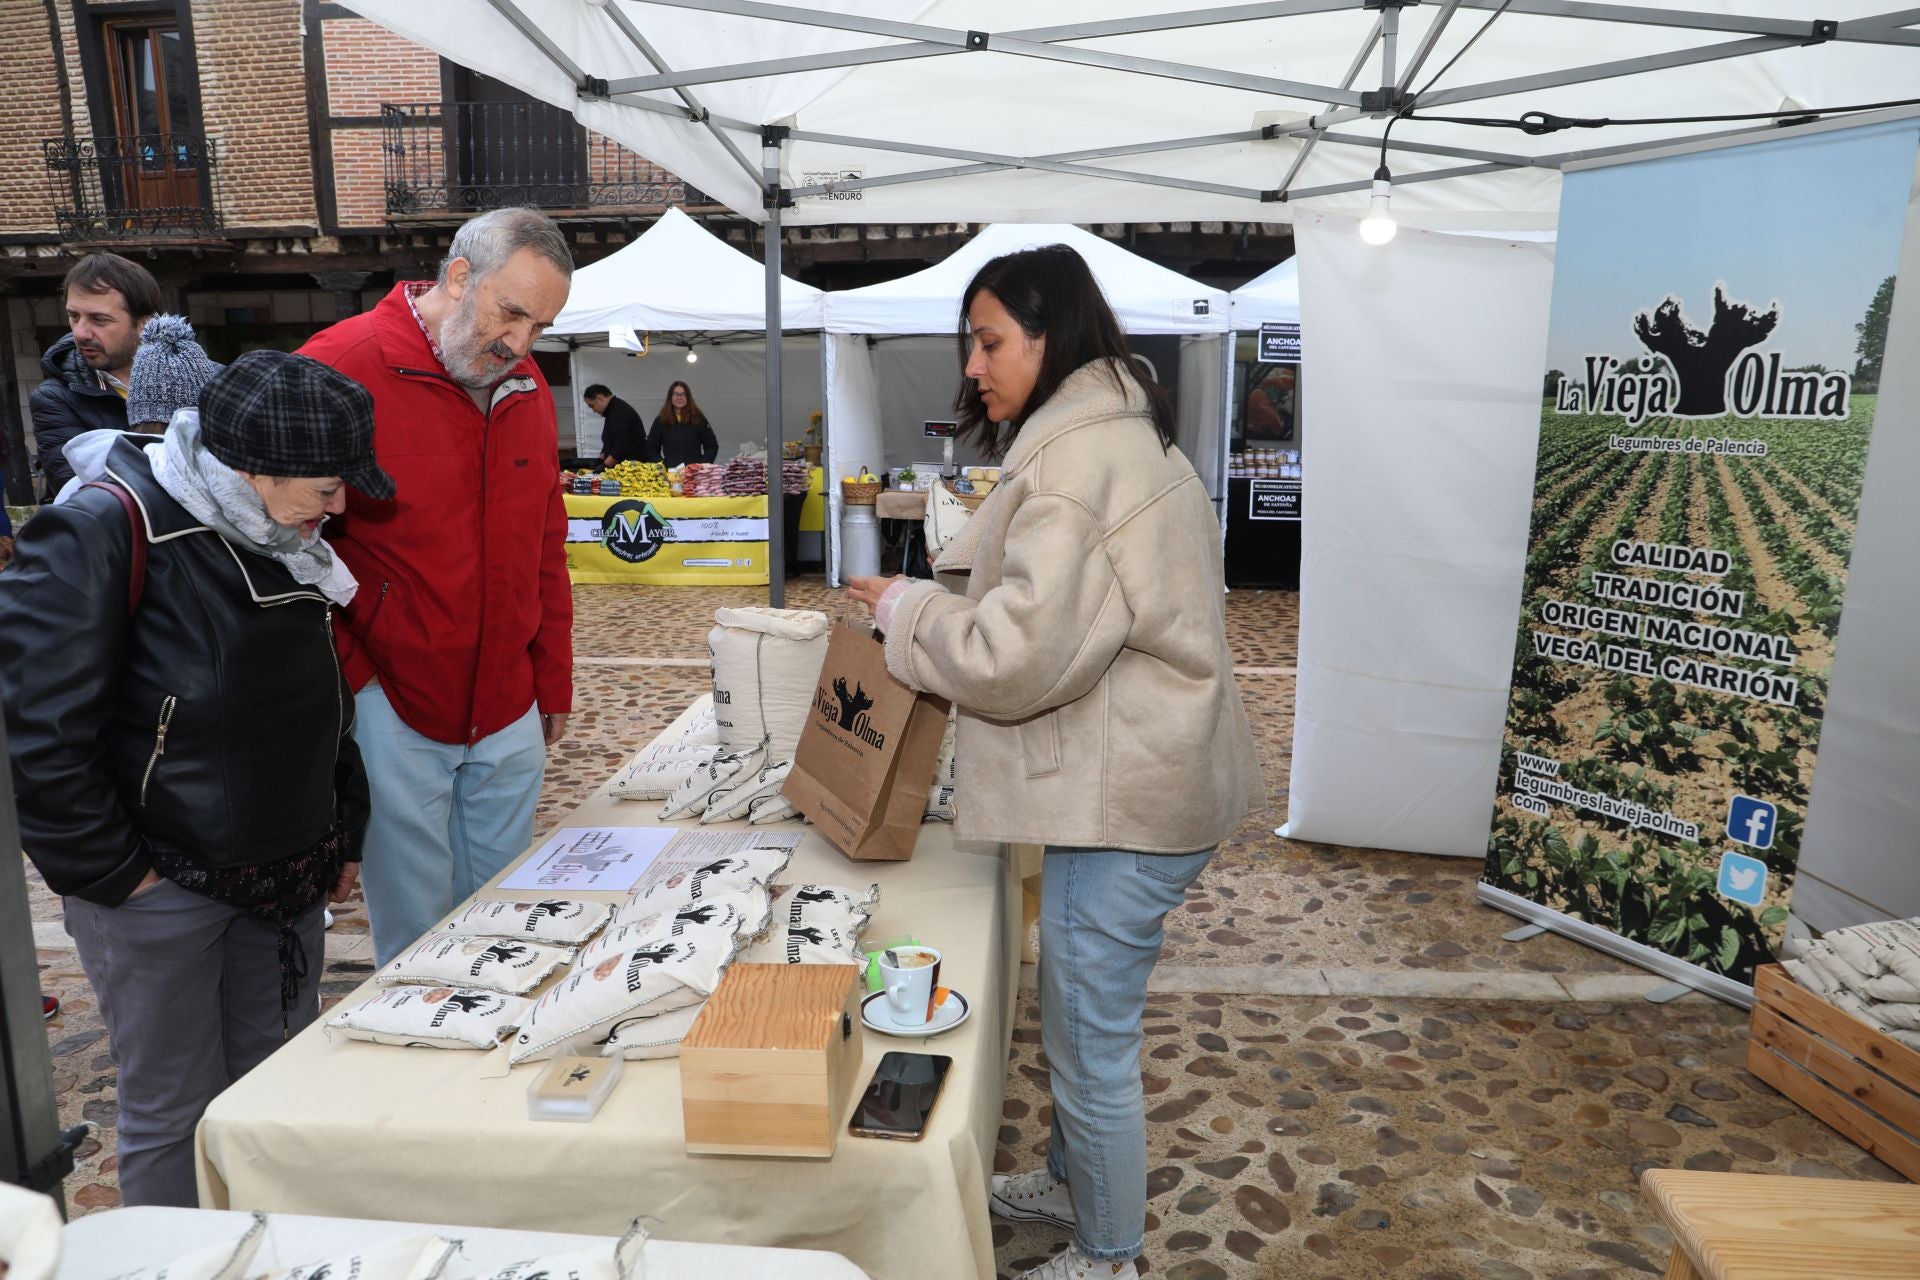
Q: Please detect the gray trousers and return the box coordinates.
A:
[64,877,324,1207]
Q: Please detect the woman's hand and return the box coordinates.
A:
[846,575,907,613]
[330,860,360,904]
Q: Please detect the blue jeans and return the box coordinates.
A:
[1040,845,1213,1261]
[354,685,546,966]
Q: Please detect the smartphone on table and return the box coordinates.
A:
[849,1051,952,1142]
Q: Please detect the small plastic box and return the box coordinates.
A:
[526,1050,624,1123]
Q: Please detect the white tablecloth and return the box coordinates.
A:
[195,699,1022,1280]
[56,1207,869,1278]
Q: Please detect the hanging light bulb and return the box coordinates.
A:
[686,346,699,364]
[1359,164,1397,246]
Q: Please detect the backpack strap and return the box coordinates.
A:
[80,480,146,613]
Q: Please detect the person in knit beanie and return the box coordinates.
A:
[126,314,222,430]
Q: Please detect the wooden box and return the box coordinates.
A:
[680,963,865,1159]
[1746,964,1920,1182]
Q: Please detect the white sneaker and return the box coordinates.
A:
[323,909,335,930]
[991,1168,1076,1229]
[1012,1246,1140,1280]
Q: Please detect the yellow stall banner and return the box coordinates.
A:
[564,493,768,586]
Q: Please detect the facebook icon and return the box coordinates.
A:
[1726,795,1776,850]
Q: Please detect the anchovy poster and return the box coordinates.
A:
[1482,120,1919,984]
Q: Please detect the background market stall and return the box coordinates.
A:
[1226,257,1304,589]
[820,222,1229,584]
[544,207,828,584]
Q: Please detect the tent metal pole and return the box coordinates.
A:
[1284,159,1514,200]
[483,0,588,83]
[1455,0,1920,46]
[606,44,959,95]
[1396,0,1461,92]
[631,0,971,44]
[1311,129,1540,166]
[1380,5,1398,88]
[1417,35,1801,108]
[595,1,763,184]
[1011,0,1364,43]
[1549,100,1920,171]
[763,130,786,609]
[983,35,1361,103]
[1275,17,1382,197]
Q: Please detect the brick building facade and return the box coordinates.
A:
[2,1,1290,502]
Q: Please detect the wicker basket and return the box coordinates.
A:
[842,477,882,505]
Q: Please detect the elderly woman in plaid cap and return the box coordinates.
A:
[0,347,392,1207]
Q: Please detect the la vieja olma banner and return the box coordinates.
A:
[1482,121,1919,985]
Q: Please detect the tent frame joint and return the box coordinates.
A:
[579,75,610,100]
[1362,0,1422,10]
[966,29,990,50]
[1360,86,1412,116]
[1808,18,1840,43]
[761,124,791,146]
[1260,188,1288,202]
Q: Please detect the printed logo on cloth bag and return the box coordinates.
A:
[812,676,886,747]
[427,990,502,1026]
[1551,284,1853,426]
[601,499,670,563]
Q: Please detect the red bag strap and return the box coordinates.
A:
[80,480,146,614]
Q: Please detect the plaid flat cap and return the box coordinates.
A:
[198,350,395,500]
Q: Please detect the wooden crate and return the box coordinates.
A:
[680,963,865,1159]
[1746,964,1920,1182]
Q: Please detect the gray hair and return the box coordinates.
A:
[439,207,573,285]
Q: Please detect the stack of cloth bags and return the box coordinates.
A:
[680,462,726,496]
[326,897,617,1051]
[507,844,798,1064]
[608,608,830,825]
[722,454,768,496]
[1781,917,1920,1050]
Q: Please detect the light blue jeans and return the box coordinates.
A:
[354,685,546,966]
[1040,844,1213,1261]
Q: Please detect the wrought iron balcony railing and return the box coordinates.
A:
[382,101,703,219]
[42,132,222,242]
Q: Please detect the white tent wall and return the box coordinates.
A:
[1175,336,1228,519]
[868,337,993,475]
[1282,215,1554,858]
[573,338,821,463]
[822,334,881,586]
[1793,157,1920,933]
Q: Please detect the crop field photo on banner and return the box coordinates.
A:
[1483,121,1920,985]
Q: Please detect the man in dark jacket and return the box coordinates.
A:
[29,253,161,498]
[584,383,653,465]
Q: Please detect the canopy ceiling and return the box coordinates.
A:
[344,1,1920,230]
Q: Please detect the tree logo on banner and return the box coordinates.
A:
[601,499,670,563]
[1550,284,1853,424]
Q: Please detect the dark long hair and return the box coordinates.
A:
[955,245,1176,459]
[658,379,704,425]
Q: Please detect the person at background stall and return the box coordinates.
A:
[0,350,385,1207]
[647,379,719,468]
[846,245,1262,1280]
[29,253,161,498]
[584,383,654,466]
[299,206,575,968]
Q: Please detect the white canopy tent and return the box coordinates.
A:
[820,222,1231,582]
[1228,258,1301,330]
[340,1,1920,972]
[542,207,824,466]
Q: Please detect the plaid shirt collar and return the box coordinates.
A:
[401,280,451,373]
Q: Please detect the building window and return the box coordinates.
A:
[100,16,203,208]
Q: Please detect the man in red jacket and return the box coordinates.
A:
[300,207,574,965]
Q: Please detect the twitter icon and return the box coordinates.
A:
[1717,851,1768,907]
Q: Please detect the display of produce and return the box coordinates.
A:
[1229,448,1301,478]
[1781,918,1920,1049]
[581,903,752,969]
[740,883,879,965]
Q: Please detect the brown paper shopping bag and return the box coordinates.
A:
[783,622,951,861]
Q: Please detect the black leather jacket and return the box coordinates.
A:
[29,334,130,499]
[0,435,370,906]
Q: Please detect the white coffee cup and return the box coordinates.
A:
[880,946,943,1027]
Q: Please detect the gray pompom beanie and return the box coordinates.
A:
[127,315,223,429]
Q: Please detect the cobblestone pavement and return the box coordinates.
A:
[22,580,1897,1275]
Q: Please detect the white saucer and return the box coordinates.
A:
[861,988,972,1038]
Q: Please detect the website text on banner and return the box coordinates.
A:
[1482,120,1920,986]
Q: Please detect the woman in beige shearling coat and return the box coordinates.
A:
[849,245,1262,1280]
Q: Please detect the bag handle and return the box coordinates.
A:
[81,480,146,614]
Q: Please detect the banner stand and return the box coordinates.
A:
[1476,884,1755,1009]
